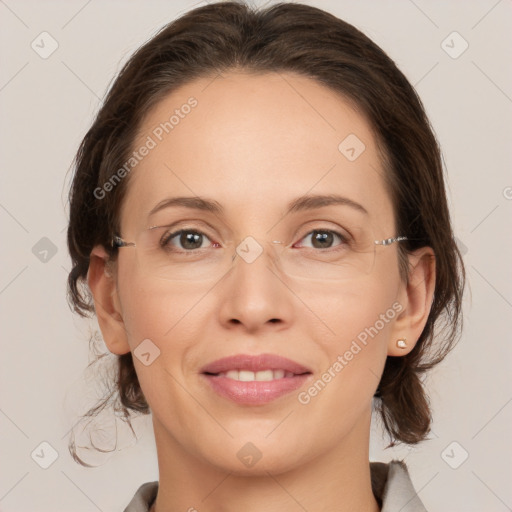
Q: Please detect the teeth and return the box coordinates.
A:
[240,370,259,382]
[271,369,285,380]
[217,369,294,381]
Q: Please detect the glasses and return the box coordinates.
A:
[111,220,407,282]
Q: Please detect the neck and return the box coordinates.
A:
[150,409,380,512]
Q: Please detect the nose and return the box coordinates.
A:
[217,239,294,333]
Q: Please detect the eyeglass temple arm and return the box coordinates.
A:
[374,236,408,246]
[112,235,135,248]
[272,236,408,246]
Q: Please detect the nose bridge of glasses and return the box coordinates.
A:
[231,235,286,267]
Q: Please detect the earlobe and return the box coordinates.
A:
[87,245,131,355]
[388,247,436,356]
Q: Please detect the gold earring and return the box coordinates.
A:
[396,338,407,349]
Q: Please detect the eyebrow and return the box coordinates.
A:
[287,194,368,215]
[148,193,368,218]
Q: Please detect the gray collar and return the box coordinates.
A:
[371,460,428,511]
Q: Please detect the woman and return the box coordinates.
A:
[66,2,465,511]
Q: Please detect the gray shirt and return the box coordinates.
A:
[124,460,427,512]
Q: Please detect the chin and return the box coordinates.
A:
[200,438,309,477]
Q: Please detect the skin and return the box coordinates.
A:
[88,71,435,512]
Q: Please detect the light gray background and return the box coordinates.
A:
[1,0,511,510]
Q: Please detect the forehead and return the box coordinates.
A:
[120,71,394,232]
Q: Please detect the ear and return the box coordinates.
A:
[388,246,436,356]
[87,245,131,355]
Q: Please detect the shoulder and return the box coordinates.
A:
[371,459,428,512]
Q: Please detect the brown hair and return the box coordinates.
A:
[67,0,465,463]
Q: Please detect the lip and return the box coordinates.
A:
[200,353,312,375]
[200,354,313,405]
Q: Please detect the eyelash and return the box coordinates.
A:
[159,227,349,253]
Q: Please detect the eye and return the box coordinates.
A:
[161,229,217,251]
[295,229,347,250]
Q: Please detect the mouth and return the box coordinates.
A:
[204,369,306,381]
[200,354,313,404]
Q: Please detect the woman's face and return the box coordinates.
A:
[110,71,408,473]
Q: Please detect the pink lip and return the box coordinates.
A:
[200,353,312,374]
[200,354,313,405]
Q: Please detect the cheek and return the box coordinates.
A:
[295,287,398,433]
[117,264,210,345]
[297,264,402,343]
[297,270,401,397]
[116,274,207,413]
[116,270,219,394]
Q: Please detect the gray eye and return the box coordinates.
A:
[299,230,344,249]
[163,230,211,250]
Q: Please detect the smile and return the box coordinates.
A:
[214,369,297,381]
[200,353,313,404]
